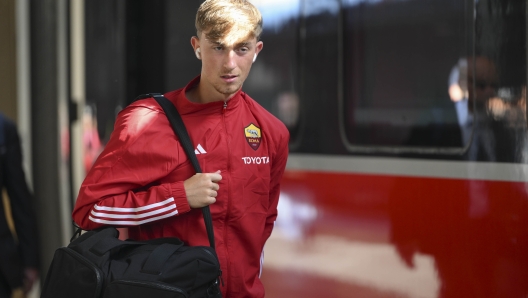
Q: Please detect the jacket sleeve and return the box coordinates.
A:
[72,105,191,230]
[263,130,289,241]
[2,119,40,269]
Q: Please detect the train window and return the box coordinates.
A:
[245,1,302,143]
[292,0,342,153]
[340,0,473,154]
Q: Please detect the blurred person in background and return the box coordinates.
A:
[448,55,507,162]
[0,112,39,298]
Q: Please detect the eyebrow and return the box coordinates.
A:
[210,41,224,47]
[231,42,252,49]
[210,41,252,47]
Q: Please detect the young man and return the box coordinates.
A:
[72,1,290,297]
[0,112,39,298]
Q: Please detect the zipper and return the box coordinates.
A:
[63,248,104,296]
[201,247,224,286]
[221,100,231,294]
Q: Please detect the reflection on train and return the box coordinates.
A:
[79,0,527,297]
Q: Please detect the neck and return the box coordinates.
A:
[185,81,239,104]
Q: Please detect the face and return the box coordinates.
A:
[467,56,498,113]
[191,31,263,103]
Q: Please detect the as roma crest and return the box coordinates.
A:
[244,123,261,150]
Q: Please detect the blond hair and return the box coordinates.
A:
[196,0,263,44]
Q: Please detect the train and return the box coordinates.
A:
[250,1,528,297]
[1,0,527,297]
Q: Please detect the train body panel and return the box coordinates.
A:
[261,154,528,297]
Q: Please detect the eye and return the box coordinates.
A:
[213,46,223,51]
[237,47,250,54]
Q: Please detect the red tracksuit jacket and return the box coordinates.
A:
[72,77,290,297]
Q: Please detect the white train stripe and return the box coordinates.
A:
[93,197,175,212]
[286,153,528,182]
[89,210,179,226]
[90,204,176,219]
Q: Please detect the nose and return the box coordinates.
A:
[223,50,237,70]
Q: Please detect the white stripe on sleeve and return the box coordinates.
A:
[89,197,178,225]
[89,210,178,226]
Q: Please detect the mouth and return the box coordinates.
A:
[221,74,238,83]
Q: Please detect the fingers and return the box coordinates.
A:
[211,182,219,191]
[208,189,218,198]
[206,171,222,183]
[183,170,223,208]
[193,187,216,205]
[204,171,222,192]
[23,268,39,293]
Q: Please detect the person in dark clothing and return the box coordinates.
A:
[0,113,39,298]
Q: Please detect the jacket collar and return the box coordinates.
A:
[165,75,243,115]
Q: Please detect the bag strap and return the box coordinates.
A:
[145,93,217,250]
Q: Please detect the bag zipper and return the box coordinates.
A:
[62,248,104,296]
[201,247,224,287]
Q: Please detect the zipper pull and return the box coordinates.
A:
[222,101,227,114]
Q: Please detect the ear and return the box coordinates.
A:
[256,41,264,54]
[191,36,201,59]
[253,41,264,63]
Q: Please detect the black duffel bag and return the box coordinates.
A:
[41,227,222,298]
[41,94,223,298]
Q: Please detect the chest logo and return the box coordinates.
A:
[244,123,261,150]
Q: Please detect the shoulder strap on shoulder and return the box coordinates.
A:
[134,93,162,102]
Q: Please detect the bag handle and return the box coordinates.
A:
[85,228,184,256]
[144,93,217,249]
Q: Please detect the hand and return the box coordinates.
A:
[23,267,39,294]
[184,170,222,208]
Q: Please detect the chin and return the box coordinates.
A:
[216,85,242,96]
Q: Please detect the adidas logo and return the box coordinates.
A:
[194,144,207,154]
